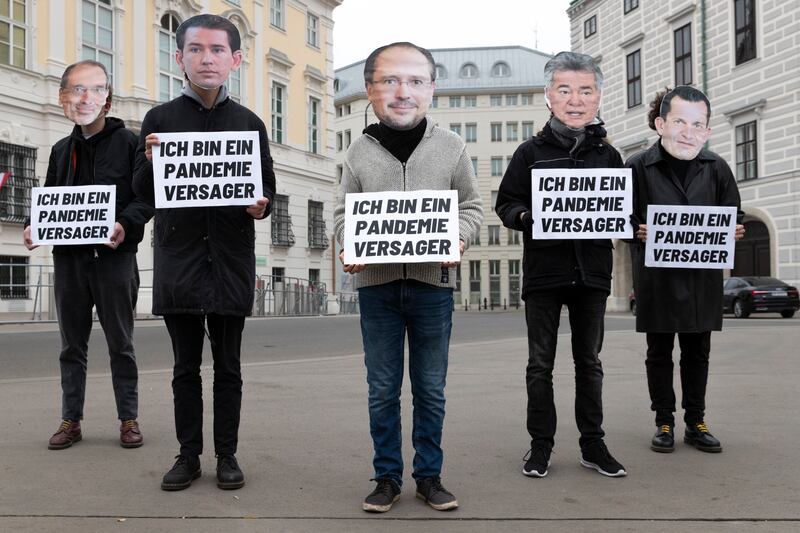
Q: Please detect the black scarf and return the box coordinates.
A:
[658,140,693,189]
[364,118,427,163]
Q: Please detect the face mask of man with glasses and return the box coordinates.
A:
[59,64,111,132]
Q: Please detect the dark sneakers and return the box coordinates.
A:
[161,455,201,491]
[48,420,82,450]
[119,419,143,448]
[415,476,458,511]
[216,454,245,490]
[684,422,722,453]
[363,478,401,513]
[580,440,627,477]
[651,424,675,453]
[522,444,552,477]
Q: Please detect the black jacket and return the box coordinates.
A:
[133,95,276,316]
[495,121,624,298]
[627,141,743,333]
[42,117,153,254]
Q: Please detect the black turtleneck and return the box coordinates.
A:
[658,140,693,189]
[364,118,427,163]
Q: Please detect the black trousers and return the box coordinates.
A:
[54,250,139,421]
[645,331,711,426]
[524,286,607,449]
[163,313,245,457]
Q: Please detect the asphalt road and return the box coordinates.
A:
[0,310,795,381]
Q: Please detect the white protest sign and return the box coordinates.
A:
[645,205,736,269]
[344,190,460,264]
[31,185,116,245]
[152,131,262,208]
[531,168,632,239]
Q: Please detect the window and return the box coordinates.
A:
[271,83,285,144]
[336,105,342,117]
[489,260,501,306]
[521,94,533,105]
[306,12,318,47]
[431,96,438,108]
[465,95,477,107]
[491,62,510,77]
[735,121,757,181]
[507,228,520,245]
[308,97,320,154]
[506,122,519,142]
[488,225,500,245]
[336,164,343,182]
[336,131,343,152]
[0,0,25,67]
[344,129,351,148]
[735,0,756,65]
[272,267,285,285]
[344,104,351,115]
[470,157,478,175]
[435,64,447,79]
[449,96,461,108]
[491,157,503,176]
[460,63,478,78]
[158,14,182,102]
[270,0,284,29]
[674,23,692,86]
[490,95,502,107]
[626,49,642,108]
[450,123,462,137]
[82,0,114,82]
[508,260,520,304]
[624,0,639,14]
[465,123,477,143]
[308,200,328,249]
[228,63,243,103]
[308,268,320,285]
[469,260,481,305]
[491,190,498,209]
[470,231,481,246]
[0,255,27,299]
[491,123,502,142]
[0,141,37,224]
[271,194,294,246]
[522,121,534,139]
[506,95,517,106]
[584,15,597,38]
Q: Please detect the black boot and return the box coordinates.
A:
[216,454,245,490]
[651,424,675,453]
[684,422,722,453]
[161,455,201,491]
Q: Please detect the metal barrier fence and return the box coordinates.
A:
[0,262,359,322]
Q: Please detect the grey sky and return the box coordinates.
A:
[332,0,573,69]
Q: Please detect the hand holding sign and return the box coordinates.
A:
[30,185,116,246]
[645,205,737,269]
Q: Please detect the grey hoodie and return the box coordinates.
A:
[334,119,483,290]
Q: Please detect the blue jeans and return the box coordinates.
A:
[358,280,453,486]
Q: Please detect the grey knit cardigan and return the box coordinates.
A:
[334,119,483,290]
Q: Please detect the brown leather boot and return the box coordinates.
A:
[120,419,143,448]
[48,420,82,450]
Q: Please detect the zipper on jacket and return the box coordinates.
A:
[402,161,407,279]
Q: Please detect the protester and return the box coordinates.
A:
[495,51,626,478]
[23,60,152,450]
[133,14,275,491]
[334,42,482,512]
[628,86,744,453]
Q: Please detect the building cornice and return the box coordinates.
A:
[722,99,767,123]
[665,2,696,24]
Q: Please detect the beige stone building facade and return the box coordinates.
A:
[568,0,800,309]
[0,0,341,315]
[334,46,553,308]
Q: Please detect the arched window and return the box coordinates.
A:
[158,13,182,102]
[82,0,114,84]
[460,63,478,78]
[227,15,247,103]
[491,61,510,77]
[435,64,447,80]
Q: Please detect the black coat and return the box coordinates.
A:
[627,141,743,332]
[133,95,276,316]
[495,122,624,298]
[43,118,153,254]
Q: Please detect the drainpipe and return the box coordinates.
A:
[700,0,708,94]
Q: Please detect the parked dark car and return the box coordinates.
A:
[722,276,799,318]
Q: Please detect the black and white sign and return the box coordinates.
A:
[531,168,632,239]
[152,131,262,208]
[344,190,460,264]
[645,205,737,269]
[31,185,116,245]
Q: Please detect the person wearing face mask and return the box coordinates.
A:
[133,14,275,492]
[496,51,627,479]
[22,60,154,451]
[628,87,744,454]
